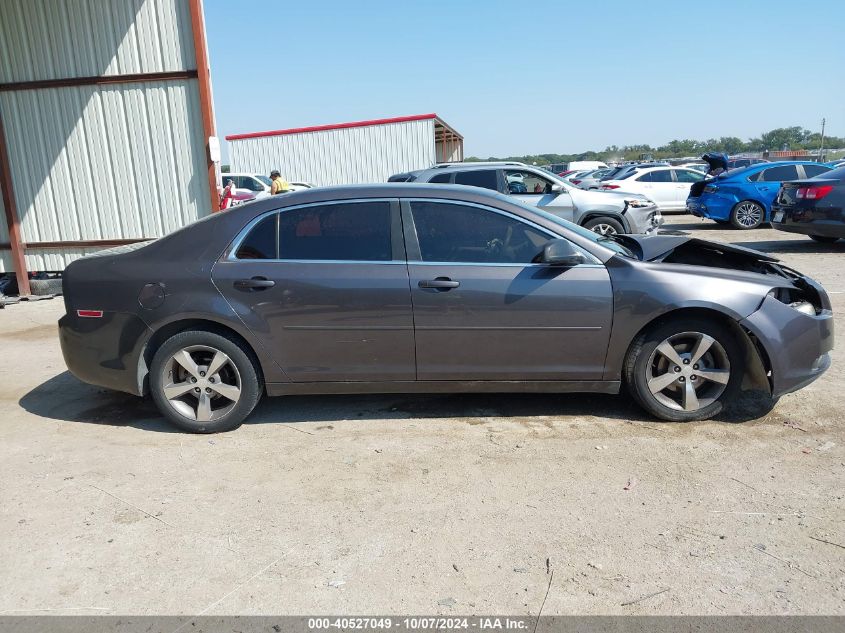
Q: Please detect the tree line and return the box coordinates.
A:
[466,126,843,164]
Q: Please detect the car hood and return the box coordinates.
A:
[616,233,778,263]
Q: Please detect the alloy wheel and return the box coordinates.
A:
[590,223,618,236]
[735,202,762,228]
[161,345,242,421]
[645,331,730,412]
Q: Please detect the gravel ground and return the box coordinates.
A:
[0,216,843,616]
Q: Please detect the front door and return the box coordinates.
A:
[212,200,415,382]
[504,168,576,222]
[403,199,613,381]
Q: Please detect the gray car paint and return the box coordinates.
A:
[59,183,832,404]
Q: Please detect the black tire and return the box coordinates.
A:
[809,235,839,244]
[583,216,625,236]
[730,200,764,230]
[29,277,63,296]
[623,317,744,422]
[149,330,262,433]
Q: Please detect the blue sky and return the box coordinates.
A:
[205,0,845,159]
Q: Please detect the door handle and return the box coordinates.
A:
[234,276,275,291]
[419,277,460,291]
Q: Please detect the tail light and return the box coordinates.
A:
[602,184,620,190]
[77,310,103,318]
[571,179,582,185]
[796,185,833,200]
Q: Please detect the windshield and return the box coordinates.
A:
[256,175,272,186]
[508,199,637,259]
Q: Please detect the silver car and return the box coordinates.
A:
[389,162,662,235]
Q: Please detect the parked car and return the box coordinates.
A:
[389,162,662,235]
[601,166,706,212]
[771,165,845,243]
[677,162,709,172]
[226,173,272,198]
[686,161,833,229]
[599,162,671,183]
[575,168,616,190]
[728,157,768,170]
[59,184,833,432]
[562,170,594,186]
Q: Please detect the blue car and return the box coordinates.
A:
[687,160,833,229]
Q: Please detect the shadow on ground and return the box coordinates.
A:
[20,371,776,432]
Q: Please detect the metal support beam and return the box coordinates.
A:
[188,0,220,214]
[0,112,30,296]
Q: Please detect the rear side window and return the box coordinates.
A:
[673,169,705,183]
[454,169,499,191]
[410,201,550,264]
[429,172,452,184]
[235,215,277,259]
[636,170,672,182]
[278,202,392,261]
[802,165,831,178]
[758,165,800,182]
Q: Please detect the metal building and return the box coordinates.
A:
[226,113,464,187]
[0,0,219,296]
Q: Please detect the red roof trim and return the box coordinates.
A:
[226,113,440,141]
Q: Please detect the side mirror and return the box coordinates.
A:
[539,239,586,267]
[550,183,565,193]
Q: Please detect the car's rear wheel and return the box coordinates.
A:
[150,330,262,433]
[624,318,744,421]
[583,216,624,236]
[730,201,764,229]
[809,235,839,244]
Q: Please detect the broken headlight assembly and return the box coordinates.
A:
[767,287,818,316]
[624,198,654,209]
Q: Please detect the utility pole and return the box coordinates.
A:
[819,117,826,161]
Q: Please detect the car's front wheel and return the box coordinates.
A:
[624,318,744,421]
[583,216,624,236]
[150,330,263,433]
[730,200,765,229]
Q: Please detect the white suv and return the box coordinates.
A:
[600,166,706,212]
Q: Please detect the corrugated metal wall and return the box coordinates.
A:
[0,0,196,82]
[230,119,437,186]
[0,0,210,271]
[1,81,208,270]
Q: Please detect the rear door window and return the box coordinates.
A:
[429,172,453,184]
[278,202,392,261]
[758,165,800,182]
[454,170,499,191]
[235,215,277,259]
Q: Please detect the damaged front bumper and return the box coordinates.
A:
[741,284,834,398]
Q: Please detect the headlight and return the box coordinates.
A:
[624,198,654,208]
[767,288,818,315]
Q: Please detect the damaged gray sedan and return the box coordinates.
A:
[59,184,833,432]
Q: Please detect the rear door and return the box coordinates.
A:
[504,168,576,222]
[633,169,676,210]
[212,199,416,382]
[403,199,613,381]
[753,165,801,204]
